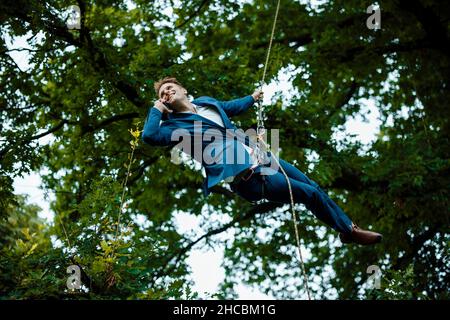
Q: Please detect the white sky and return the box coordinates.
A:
[7,3,382,299]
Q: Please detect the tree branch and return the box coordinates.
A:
[150,201,280,281]
[0,120,67,160]
[127,156,159,185]
[397,0,449,55]
[393,226,439,271]
[336,81,358,110]
[29,120,67,141]
[176,0,210,28]
[81,112,140,135]
[8,2,146,109]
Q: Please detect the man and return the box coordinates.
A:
[142,77,383,245]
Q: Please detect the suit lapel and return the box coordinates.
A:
[167,112,225,130]
[192,97,234,128]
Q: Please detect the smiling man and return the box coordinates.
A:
[142,76,383,245]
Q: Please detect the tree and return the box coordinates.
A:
[1,0,448,299]
[0,194,65,298]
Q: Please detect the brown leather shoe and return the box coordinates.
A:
[339,223,383,245]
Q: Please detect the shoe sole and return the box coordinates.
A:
[340,234,383,245]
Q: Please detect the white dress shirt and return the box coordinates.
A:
[180,103,259,182]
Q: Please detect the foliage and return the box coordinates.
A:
[366,264,429,300]
[0,194,67,299]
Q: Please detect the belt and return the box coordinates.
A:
[231,167,257,186]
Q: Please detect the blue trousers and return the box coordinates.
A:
[231,159,353,234]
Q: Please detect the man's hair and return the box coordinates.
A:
[154,77,184,96]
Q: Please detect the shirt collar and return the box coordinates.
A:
[178,103,199,114]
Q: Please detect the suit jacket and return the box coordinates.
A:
[141,95,256,196]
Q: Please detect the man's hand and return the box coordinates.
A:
[154,99,173,114]
[251,90,264,102]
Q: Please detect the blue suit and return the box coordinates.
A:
[142,95,256,195]
[142,95,353,233]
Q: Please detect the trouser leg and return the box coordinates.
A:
[277,159,320,188]
[263,169,353,234]
[276,159,353,232]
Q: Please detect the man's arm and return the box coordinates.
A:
[219,90,263,117]
[141,103,173,146]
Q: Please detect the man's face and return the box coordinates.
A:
[158,82,186,106]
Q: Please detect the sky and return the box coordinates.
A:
[7,2,382,299]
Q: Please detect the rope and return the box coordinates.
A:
[256,0,281,163]
[259,0,281,86]
[255,0,312,300]
[259,140,312,300]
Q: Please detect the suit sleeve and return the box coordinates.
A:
[218,95,255,117]
[141,107,172,146]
